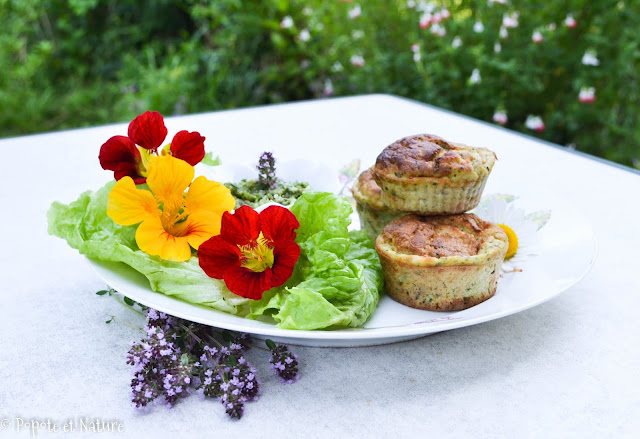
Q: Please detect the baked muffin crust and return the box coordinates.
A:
[371,134,497,214]
[351,168,404,241]
[373,134,495,182]
[352,168,386,210]
[375,214,508,311]
[379,214,498,258]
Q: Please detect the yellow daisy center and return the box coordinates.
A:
[240,232,275,273]
[498,224,518,260]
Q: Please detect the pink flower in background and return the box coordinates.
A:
[419,13,432,29]
[494,42,502,53]
[499,26,508,39]
[432,11,442,23]
[452,36,462,48]
[488,0,507,4]
[407,0,416,8]
[526,115,545,132]
[411,43,420,52]
[579,87,596,103]
[348,4,361,19]
[430,23,446,37]
[473,21,484,33]
[493,110,508,125]
[280,16,293,29]
[564,14,577,28]
[532,30,543,43]
[502,13,519,28]
[582,51,599,66]
[413,52,421,62]
[350,55,365,67]
[441,8,451,19]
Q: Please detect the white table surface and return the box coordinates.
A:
[1,94,639,438]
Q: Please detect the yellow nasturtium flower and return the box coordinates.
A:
[107,155,235,261]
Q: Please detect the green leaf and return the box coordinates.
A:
[201,152,221,166]
[105,318,113,324]
[525,210,552,230]
[265,339,276,350]
[95,290,109,296]
[123,296,135,306]
[221,331,234,342]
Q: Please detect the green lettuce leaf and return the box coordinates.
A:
[47,182,248,314]
[247,192,384,329]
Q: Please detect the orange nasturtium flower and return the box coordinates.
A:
[107,155,235,261]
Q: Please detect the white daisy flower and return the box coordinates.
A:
[473,194,550,272]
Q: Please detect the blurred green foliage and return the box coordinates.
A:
[1,0,638,168]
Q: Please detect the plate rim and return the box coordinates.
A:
[87,215,597,343]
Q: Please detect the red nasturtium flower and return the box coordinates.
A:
[99,111,206,184]
[198,205,301,300]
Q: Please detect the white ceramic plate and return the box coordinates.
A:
[88,176,597,347]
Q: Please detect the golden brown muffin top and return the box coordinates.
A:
[354,168,381,198]
[373,134,496,182]
[379,213,503,258]
[351,168,389,209]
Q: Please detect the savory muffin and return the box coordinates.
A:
[375,213,508,311]
[351,168,404,241]
[372,134,496,214]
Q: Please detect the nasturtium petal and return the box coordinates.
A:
[170,130,206,166]
[99,135,140,170]
[186,176,235,215]
[184,210,224,249]
[270,240,301,287]
[128,111,167,150]
[136,218,192,262]
[223,265,273,300]
[198,235,242,279]
[260,205,300,242]
[146,155,194,207]
[99,135,144,182]
[220,205,261,246]
[107,177,159,226]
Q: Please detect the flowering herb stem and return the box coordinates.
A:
[105,314,144,331]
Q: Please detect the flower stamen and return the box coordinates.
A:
[240,233,275,273]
